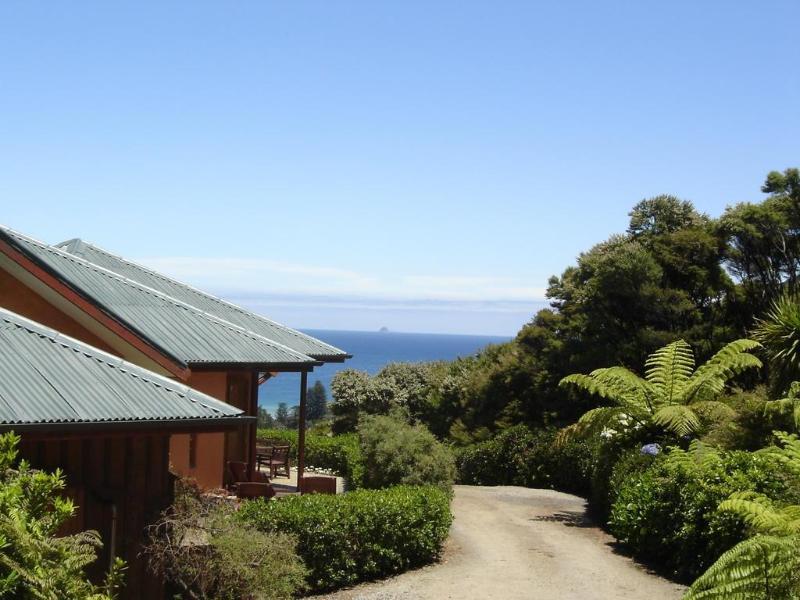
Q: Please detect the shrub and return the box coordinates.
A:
[686,432,800,599]
[609,444,800,582]
[357,414,455,490]
[238,485,452,592]
[605,448,656,509]
[143,480,306,600]
[455,425,593,496]
[0,432,123,600]
[257,429,365,488]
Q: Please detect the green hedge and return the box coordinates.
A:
[257,429,364,488]
[609,448,800,581]
[238,486,452,592]
[455,425,593,496]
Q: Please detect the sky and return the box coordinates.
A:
[1,1,798,336]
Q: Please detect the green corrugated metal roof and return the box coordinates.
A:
[55,238,349,361]
[0,227,320,370]
[0,306,249,430]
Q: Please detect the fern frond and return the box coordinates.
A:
[560,368,654,412]
[645,339,694,403]
[704,339,763,367]
[684,534,800,600]
[763,432,800,478]
[690,400,737,423]
[572,406,628,438]
[719,494,798,536]
[653,404,702,437]
[684,352,762,403]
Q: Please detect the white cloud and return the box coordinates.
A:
[136,256,547,303]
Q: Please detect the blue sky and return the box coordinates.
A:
[1,1,798,335]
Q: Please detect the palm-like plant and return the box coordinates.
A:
[685,432,800,599]
[761,381,800,432]
[559,339,762,438]
[753,294,800,396]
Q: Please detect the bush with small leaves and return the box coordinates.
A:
[0,431,123,600]
[610,443,799,582]
[357,414,455,490]
[238,485,452,593]
[455,425,594,496]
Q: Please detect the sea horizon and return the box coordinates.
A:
[258,328,511,413]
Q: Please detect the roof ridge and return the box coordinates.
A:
[0,306,241,415]
[55,238,345,354]
[1,227,316,363]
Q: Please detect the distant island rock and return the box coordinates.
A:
[379,326,389,332]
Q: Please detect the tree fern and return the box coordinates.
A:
[560,338,762,439]
[685,535,800,600]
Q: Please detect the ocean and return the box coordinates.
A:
[258,329,510,414]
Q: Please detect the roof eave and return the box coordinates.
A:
[188,360,323,372]
[309,353,352,363]
[0,416,255,436]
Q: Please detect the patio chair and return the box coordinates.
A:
[234,481,276,500]
[265,445,291,478]
[226,461,275,499]
[255,444,273,470]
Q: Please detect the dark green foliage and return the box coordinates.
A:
[357,414,455,490]
[720,170,800,325]
[307,380,328,422]
[455,425,593,496]
[256,406,274,428]
[702,387,800,450]
[0,432,123,600]
[238,486,452,593]
[609,447,799,582]
[257,429,364,488]
[275,402,289,428]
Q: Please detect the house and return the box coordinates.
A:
[0,225,349,489]
[0,306,251,599]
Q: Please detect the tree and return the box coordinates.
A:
[627,194,704,238]
[720,170,800,322]
[686,432,800,599]
[275,403,289,428]
[285,406,300,430]
[257,407,275,429]
[306,381,328,422]
[0,432,124,599]
[329,364,445,434]
[559,338,762,439]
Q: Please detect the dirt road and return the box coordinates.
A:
[320,485,686,600]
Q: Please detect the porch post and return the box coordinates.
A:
[297,370,308,489]
[247,370,258,480]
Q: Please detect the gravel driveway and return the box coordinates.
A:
[318,485,686,600]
